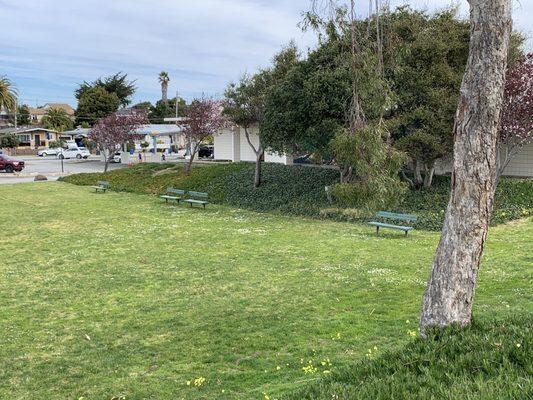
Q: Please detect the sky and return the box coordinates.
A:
[1,0,532,108]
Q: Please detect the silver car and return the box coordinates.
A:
[57,147,91,160]
[38,148,61,157]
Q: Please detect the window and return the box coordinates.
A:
[19,134,31,143]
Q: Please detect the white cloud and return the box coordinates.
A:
[1,0,531,106]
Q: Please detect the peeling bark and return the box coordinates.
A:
[420,0,512,335]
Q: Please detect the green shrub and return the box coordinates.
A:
[331,177,407,210]
[60,163,532,230]
[284,315,533,400]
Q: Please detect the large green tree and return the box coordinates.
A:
[75,72,136,108]
[225,43,299,187]
[261,7,523,187]
[75,87,120,125]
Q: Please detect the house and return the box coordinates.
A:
[213,125,293,165]
[29,103,75,123]
[435,142,533,178]
[0,126,61,149]
[0,107,10,127]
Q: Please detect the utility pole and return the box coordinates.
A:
[175,91,179,118]
[14,98,18,129]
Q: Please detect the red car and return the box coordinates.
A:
[0,154,25,173]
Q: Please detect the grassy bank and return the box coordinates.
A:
[0,182,531,399]
[60,162,532,230]
[284,316,532,400]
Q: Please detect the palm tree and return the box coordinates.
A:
[158,71,170,103]
[41,108,73,132]
[0,76,18,112]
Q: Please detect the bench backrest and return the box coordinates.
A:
[166,187,186,196]
[187,191,208,200]
[97,181,110,188]
[376,211,417,222]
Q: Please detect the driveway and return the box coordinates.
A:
[0,155,125,184]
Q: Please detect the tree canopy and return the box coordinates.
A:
[75,87,120,126]
[42,108,73,132]
[75,72,136,108]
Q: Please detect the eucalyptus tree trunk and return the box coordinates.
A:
[420,0,512,335]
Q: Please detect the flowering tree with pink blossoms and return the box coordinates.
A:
[179,98,227,173]
[90,111,147,172]
[498,53,533,178]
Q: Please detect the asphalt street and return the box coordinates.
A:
[0,155,125,184]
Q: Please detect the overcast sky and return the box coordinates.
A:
[1,0,531,108]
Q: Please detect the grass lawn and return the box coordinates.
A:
[0,182,531,399]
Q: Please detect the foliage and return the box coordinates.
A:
[180,98,227,172]
[8,104,30,125]
[225,43,300,186]
[330,126,408,208]
[1,183,531,399]
[75,87,120,125]
[148,98,187,123]
[60,163,531,230]
[284,316,532,400]
[89,111,147,171]
[158,71,170,102]
[0,76,17,112]
[41,108,73,132]
[48,140,64,149]
[498,52,533,176]
[0,133,19,149]
[75,72,136,108]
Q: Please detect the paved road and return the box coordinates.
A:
[0,156,125,184]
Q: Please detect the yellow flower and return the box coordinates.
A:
[276,366,281,370]
[186,381,191,386]
[516,343,521,348]
[193,377,206,387]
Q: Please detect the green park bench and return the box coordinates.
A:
[91,181,109,193]
[182,191,209,209]
[160,187,186,203]
[369,211,417,236]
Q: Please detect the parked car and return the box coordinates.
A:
[198,145,214,159]
[112,152,122,163]
[0,154,25,173]
[38,147,61,157]
[57,147,90,160]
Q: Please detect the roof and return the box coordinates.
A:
[30,103,75,116]
[0,126,59,134]
[62,124,183,138]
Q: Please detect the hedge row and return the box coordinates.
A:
[60,163,532,230]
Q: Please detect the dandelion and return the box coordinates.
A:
[193,377,206,387]
[263,393,270,400]
[323,370,332,374]
[186,381,191,386]
[302,363,318,374]
[276,366,281,370]
[408,329,417,337]
[516,343,521,348]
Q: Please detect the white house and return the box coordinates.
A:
[435,142,533,178]
[214,125,293,165]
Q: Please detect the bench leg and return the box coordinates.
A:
[190,202,192,207]
[376,226,379,235]
[405,230,408,236]
[203,204,206,209]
